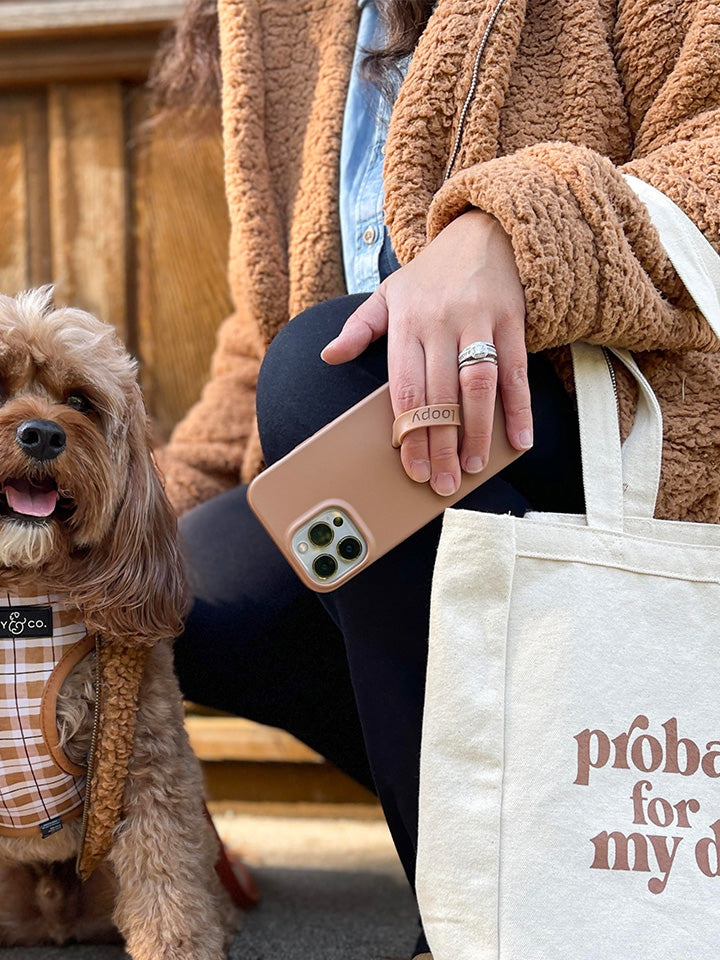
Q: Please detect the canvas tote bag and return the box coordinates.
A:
[416,176,720,960]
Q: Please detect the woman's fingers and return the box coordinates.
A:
[390,329,464,495]
[424,344,462,495]
[457,317,532,472]
[321,288,389,364]
[388,333,432,483]
[457,343,499,474]
[493,315,533,453]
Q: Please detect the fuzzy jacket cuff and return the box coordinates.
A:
[427,142,719,357]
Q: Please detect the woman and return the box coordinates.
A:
[156,0,720,955]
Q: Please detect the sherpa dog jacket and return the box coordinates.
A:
[159,0,720,523]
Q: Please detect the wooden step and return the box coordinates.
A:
[206,801,383,820]
[185,714,379,809]
[185,716,324,764]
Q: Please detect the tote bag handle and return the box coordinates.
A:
[572,176,720,531]
[571,343,662,530]
[624,175,720,340]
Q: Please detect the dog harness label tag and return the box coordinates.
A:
[0,605,52,638]
[40,816,63,838]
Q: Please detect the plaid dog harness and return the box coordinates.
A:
[0,590,94,838]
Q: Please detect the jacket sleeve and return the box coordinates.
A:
[155,311,265,515]
[427,3,720,355]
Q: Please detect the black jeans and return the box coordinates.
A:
[174,294,584,895]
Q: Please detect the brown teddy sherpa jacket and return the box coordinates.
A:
[159,0,720,522]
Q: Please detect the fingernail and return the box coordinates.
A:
[410,459,431,482]
[320,338,338,361]
[464,456,485,474]
[433,473,457,497]
[518,429,533,449]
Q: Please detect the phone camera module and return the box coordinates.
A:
[309,522,334,547]
[313,554,338,580]
[295,509,365,586]
[337,536,362,562]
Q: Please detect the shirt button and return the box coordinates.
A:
[362,225,377,245]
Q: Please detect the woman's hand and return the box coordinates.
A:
[321,209,532,496]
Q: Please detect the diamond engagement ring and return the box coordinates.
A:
[458,341,498,369]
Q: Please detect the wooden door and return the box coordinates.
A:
[0,0,232,440]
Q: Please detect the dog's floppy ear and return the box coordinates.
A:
[81,384,188,645]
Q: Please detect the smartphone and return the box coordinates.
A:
[247,383,523,591]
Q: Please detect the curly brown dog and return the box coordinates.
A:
[0,287,236,958]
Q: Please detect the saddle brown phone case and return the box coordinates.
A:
[247,383,523,592]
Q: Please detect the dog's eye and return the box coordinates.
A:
[66,393,92,413]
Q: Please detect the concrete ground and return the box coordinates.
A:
[0,813,420,960]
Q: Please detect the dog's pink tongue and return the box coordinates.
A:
[2,479,58,517]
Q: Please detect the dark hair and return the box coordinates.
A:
[148,0,222,123]
[361,0,435,99]
[149,0,430,121]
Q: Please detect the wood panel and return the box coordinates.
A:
[0,1,183,87]
[0,36,167,87]
[48,83,129,340]
[132,97,232,439]
[0,4,231,437]
[0,82,231,439]
[0,92,50,296]
[0,0,183,36]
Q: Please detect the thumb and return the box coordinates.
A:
[321,288,389,364]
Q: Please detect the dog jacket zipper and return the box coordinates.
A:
[0,590,94,837]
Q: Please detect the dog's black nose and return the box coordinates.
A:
[16,419,66,461]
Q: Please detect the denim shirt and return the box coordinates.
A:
[339,0,407,293]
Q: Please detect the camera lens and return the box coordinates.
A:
[312,554,338,580]
[309,522,333,547]
[337,536,362,561]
